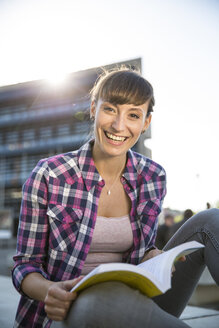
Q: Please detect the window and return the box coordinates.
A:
[6,131,19,143]
[39,126,53,138]
[22,129,35,141]
[57,124,70,136]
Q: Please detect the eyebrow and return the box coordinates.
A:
[128,106,144,113]
[103,102,143,109]
[102,102,145,114]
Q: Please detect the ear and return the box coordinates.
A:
[142,114,152,133]
[90,101,96,119]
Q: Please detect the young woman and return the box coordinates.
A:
[12,68,219,328]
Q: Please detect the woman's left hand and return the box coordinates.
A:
[141,248,163,262]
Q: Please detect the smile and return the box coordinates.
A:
[105,131,127,142]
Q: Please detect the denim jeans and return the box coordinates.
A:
[53,209,219,328]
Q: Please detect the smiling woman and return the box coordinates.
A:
[12,67,165,327]
[90,68,153,162]
[12,67,219,328]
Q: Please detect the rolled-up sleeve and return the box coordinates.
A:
[149,169,167,248]
[128,164,167,265]
[12,159,50,294]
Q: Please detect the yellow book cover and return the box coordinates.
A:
[71,241,204,297]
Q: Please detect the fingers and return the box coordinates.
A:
[172,256,187,276]
[178,255,186,262]
[62,276,84,292]
[49,284,77,302]
[171,264,176,276]
[142,248,164,262]
[44,277,84,321]
[48,276,83,301]
[44,290,71,320]
[45,301,70,321]
[45,296,70,321]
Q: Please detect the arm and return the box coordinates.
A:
[12,159,82,321]
[142,169,167,253]
[135,167,167,263]
[12,159,50,293]
[21,272,53,302]
[139,168,186,266]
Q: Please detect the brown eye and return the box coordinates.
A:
[130,113,140,119]
[104,106,114,112]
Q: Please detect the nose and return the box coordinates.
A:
[111,114,125,132]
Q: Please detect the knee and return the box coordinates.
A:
[63,282,128,327]
[63,281,152,328]
[64,286,100,327]
[190,208,219,231]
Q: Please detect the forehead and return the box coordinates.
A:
[98,99,149,112]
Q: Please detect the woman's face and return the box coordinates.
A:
[91,99,152,160]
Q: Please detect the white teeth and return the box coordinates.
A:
[105,132,126,141]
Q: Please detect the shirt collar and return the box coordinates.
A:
[123,149,139,190]
[77,140,140,192]
[77,140,103,192]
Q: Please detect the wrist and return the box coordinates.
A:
[144,246,157,255]
[21,273,53,302]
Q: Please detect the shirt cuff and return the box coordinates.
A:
[12,263,49,297]
[144,245,158,254]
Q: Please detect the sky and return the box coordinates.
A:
[0,0,219,212]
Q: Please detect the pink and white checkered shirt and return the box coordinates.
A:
[12,140,166,327]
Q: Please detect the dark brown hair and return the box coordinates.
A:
[90,67,154,117]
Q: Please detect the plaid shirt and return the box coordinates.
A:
[12,140,166,328]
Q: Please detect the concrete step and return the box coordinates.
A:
[181,306,219,328]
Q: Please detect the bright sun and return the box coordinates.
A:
[44,70,70,87]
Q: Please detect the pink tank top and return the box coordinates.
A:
[81,215,134,275]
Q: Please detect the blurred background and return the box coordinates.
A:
[0,0,218,213]
[0,0,219,312]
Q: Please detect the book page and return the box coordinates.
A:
[138,241,204,287]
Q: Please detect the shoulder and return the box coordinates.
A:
[32,149,80,182]
[28,141,94,186]
[130,150,166,181]
[46,150,79,171]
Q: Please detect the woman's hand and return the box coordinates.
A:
[44,277,83,321]
[141,248,163,262]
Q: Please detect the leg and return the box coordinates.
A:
[153,208,219,316]
[53,282,190,328]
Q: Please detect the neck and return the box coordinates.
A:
[92,149,127,179]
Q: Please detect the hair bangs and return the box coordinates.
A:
[91,68,154,116]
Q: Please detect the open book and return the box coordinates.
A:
[71,241,204,298]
